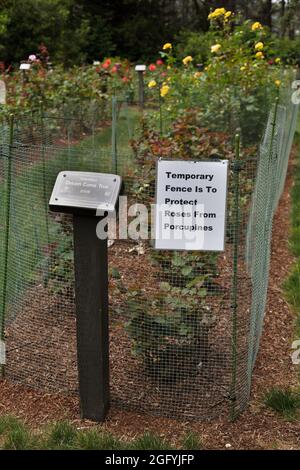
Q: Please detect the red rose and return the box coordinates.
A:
[149,64,156,71]
[102,59,111,69]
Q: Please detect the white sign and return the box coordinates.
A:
[0,80,6,104]
[135,64,146,72]
[154,159,228,251]
[19,63,31,70]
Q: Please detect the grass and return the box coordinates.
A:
[264,387,300,419]
[0,416,203,450]
[129,432,172,450]
[181,432,203,450]
[0,415,34,450]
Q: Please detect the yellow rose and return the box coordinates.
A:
[252,22,263,31]
[211,44,221,53]
[148,80,157,88]
[162,43,172,50]
[255,42,264,51]
[255,51,264,59]
[225,11,232,18]
[208,8,226,20]
[160,85,170,97]
[275,57,281,64]
[182,55,193,65]
[275,80,281,87]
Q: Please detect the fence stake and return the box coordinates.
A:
[0,114,14,377]
[230,133,241,421]
[111,96,118,173]
[158,90,163,136]
[40,102,50,243]
[39,102,50,288]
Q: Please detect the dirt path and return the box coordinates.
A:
[0,155,299,450]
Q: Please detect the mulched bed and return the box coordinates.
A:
[0,157,299,449]
[3,237,252,422]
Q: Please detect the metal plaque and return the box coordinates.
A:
[49,171,122,215]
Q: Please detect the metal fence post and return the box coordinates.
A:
[111,96,118,173]
[158,90,163,136]
[40,101,50,245]
[0,114,14,377]
[230,133,241,421]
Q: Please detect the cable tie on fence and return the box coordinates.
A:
[232,161,243,172]
[221,389,237,402]
[227,393,237,402]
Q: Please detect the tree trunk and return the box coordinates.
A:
[280,0,286,37]
[264,0,273,30]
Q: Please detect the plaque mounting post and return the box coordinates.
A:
[73,215,109,421]
[49,171,122,422]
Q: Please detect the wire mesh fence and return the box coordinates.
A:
[0,84,298,421]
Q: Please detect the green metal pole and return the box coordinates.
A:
[1,114,14,377]
[230,133,241,421]
[138,71,144,109]
[111,96,118,173]
[40,101,49,243]
[158,89,163,137]
[269,97,279,167]
[40,102,50,287]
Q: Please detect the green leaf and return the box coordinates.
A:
[181,266,193,276]
[160,282,171,291]
[171,255,185,267]
[111,266,121,279]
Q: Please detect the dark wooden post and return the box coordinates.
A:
[135,65,146,108]
[73,215,109,421]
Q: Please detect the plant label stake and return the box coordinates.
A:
[49,171,122,422]
[135,64,146,108]
[19,62,31,84]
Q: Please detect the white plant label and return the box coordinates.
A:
[0,80,6,104]
[19,63,31,70]
[154,159,228,251]
[135,65,146,72]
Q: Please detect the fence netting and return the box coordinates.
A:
[0,85,298,421]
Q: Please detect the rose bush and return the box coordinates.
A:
[145,8,284,144]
